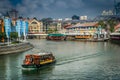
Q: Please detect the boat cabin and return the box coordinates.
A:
[23,53,55,65]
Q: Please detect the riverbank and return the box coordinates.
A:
[0,42,34,55]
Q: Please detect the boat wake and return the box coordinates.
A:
[56,52,104,65]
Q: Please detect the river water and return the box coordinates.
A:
[0,40,120,80]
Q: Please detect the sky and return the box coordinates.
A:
[0,0,120,19]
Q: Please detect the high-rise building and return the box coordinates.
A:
[101,10,113,15]
[8,9,18,19]
[114,0,120,15]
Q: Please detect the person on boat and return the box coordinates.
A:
[25,55,33,65]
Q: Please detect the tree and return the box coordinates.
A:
[98,19,118,32]
[47,28,53,34]
[107,19,117,32]
[33,17,37,20]
[10,32,18,41]
[72,15,79,20]
[0,32,2,40]
[0,32,6,42]
[98,20,107,29]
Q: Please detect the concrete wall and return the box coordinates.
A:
[0,42,34,55]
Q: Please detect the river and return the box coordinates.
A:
[0,40,120,80]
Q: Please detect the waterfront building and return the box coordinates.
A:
[64,18,72,21]
[2,17,29,41]
[80,16,87,20]
[48,22,62,33]
[0,18,4,32]
[28,19,43,34]
[66,22,108,40]
[0,18,4,42]
[57,22,62,32]
[28,18,46,39]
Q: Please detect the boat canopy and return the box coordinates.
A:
[48,33,65,36]
[25,52,53,57]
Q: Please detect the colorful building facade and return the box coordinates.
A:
[28,19,43,34]
[1,17,29,41]
[0,19,4,33]
[0,18,5,42]
[66,22,108,39]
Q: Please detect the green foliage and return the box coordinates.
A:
[72,15,79,20]
[33,17,37,20]
[10,32,18,41]
[107,19,117,32]
[0,32,2,39]
[47,28,58,34]
[0,32,6,42]
[98,20,106,29]
[98,19,118,32]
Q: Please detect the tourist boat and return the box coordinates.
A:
[22,52,56,69]
[46,33,66,40]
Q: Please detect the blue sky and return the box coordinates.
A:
[0,0,120,19]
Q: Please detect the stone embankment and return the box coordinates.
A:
[0,42,34,55]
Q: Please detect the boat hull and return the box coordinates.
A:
[22,60,56,70]
[46,36,65,40]
[110,33,120,44]
[46,34,66,41]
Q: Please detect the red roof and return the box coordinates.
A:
[67,22,98,29]
[114,23,120,30]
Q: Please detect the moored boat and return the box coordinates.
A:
[110,32,120,44]
[22,52,56,70]
[110,23,120,44]
[46,33,66,40]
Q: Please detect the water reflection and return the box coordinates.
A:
[0,54,23,80]
[22,66,54,75]
[0,40,120,80]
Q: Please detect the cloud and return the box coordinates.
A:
[0,0,13,15]
[16,0,85,18]
[1,0,119,19]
